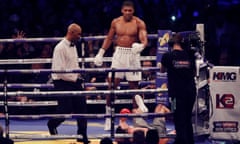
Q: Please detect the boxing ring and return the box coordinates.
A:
[0,32,210,143]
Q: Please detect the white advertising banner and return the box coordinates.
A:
[209,66,240,140]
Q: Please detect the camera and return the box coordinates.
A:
[168,31,204,59]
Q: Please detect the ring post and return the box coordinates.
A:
[3,69,10,138]
[195,24,205,135]
[110,68,115,139]
[80,38,85,69]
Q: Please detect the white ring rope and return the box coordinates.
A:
[0,88,167,97]
[0,56,156,65]
[0,101,57,107]
[0,95,160,108]
[0,80,157,89]
[11,134,127,140]
[0,98,156,106]
[0,112,173,119]
[0,67,160,74]
[0,83,54,89]
[11,133,176,140]
[11,134,83,140]
[0,34,158,43]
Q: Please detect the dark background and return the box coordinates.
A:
[0,0,239,65]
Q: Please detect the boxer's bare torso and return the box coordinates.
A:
[101,6,147,49]
[114,16,142,47]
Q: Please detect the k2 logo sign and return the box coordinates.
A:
[216,94,235,109]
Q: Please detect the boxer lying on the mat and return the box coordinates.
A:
[115,95,175,144]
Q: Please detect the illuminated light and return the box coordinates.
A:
[193,11,199,17]
[171,16,176,21]
[177,9,182,18]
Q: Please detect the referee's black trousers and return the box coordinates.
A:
[47,79,88,142]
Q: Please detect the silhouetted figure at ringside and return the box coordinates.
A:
[0,125,14,144]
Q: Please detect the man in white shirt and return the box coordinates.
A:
[47,23,90,144]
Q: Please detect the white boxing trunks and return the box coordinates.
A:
[108,46,142,81]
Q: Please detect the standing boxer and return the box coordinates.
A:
[94,0,148,130]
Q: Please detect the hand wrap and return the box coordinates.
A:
[94,48,105,66]
[131,43,144,54]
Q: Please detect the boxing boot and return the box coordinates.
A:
[47,120,58,135]
[135,94,148,113]
[104,106,111,131]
